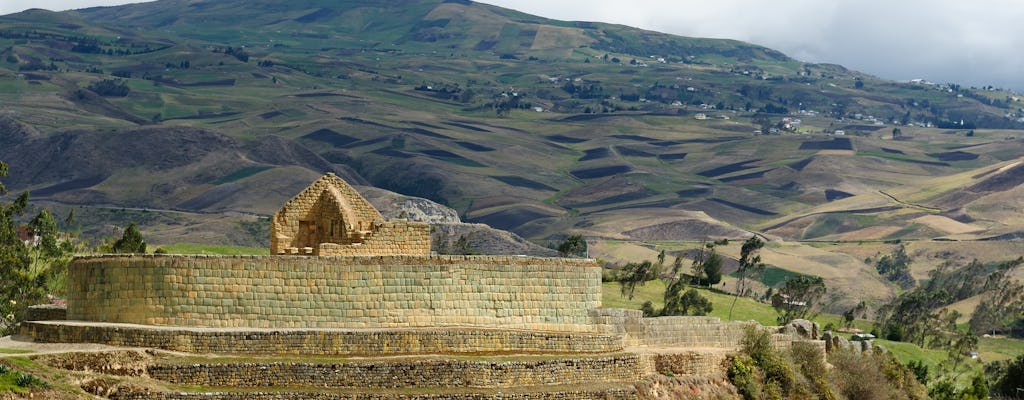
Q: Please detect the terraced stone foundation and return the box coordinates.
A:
[22,322,623,356]
[66,254,601,332]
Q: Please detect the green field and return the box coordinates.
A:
[156,243,269,255]
[602,279,1024,379]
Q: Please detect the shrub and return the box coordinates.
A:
[15,373,46,388]
[727,355,760,400]
[740,325,773,363]
[86,78,130,97]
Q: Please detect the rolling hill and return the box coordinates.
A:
[1,0,1023,308]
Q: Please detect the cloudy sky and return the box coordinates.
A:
[4,0,1023,91]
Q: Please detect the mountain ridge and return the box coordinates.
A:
[2,0,1023,308]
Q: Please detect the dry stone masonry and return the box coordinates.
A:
[66,254,602,332]
[270,173,431,256]
[20,173,830,399]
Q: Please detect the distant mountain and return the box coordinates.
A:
[1,0,1022,250]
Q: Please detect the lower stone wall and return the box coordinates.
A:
[148,356,647,389]
[591,309,811,352]
[653,349,732,377]
[110,389,639,400]
[591,309,754,349]
[67,254,601,331]
[26,304,66,321]
[20,322,623,356]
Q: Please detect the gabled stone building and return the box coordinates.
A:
[270,173,430,256]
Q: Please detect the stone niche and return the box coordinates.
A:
[270,173,430,256]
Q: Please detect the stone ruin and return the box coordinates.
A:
[16,173,832,399]
[269,173,430,256]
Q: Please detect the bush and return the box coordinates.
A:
[986,354,1024,398]
[15,373,46,388]
[86,78,130,97]
[728,355,760,400]
[829,350,926,400]
[740,325,773,363]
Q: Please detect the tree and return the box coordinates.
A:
[691,242,723,286]
[770,275,826,324]
[842,301,868,328]
[111,222,146,254]
[875,244,914,288]
[619,260,659,300]
[730,236,765,320]
[662,285,712,316]
[86,78,130,97]
[969,258,1024,335]
[556,234,587,258]
[0,160,45,335]
[986,354,1024,398]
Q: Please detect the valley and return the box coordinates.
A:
[0,0,1022,320]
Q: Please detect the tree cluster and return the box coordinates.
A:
[874,244,914,288]
[87,79,130,97]
[0,161,74,335]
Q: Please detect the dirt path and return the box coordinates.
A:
[0,335,134,356]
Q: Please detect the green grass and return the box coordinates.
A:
[978,336,1024,362]
[0,349,32,355]
[212,166,272,184]
[602,280,780,325]
[156,243,269,255]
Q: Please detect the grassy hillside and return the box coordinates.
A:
[1,0,1023,312]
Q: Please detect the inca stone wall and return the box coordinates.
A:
[316,221,431,256]
[147,356,648,388]
[590,309,803,351]
[66,254,602,332]
[270,173,431,256]
[21,322,623,355]
[109,389,639,400]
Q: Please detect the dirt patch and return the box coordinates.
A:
[708,198,777,216]
[968,162,1024,192]
[799,138,852,150]
[580,147,611,161]
[455,141,495,152]
[928,151,978,162]
[370,148,415,158]
[676,188,711,198]
[258,110,282,119]
[404,127,452,139]
[468,207,558,232]
[610,134,655,142]
[697,160,761,178]
[913,215,983,235]
[490,176,556,191]
[624,220,746,241]
[824,189,854,201]
[570,165,633,179]
[616,146,656,157]
[547,134,588,144]
[444,121,492,132]
[719,169,770,183]
[301,128,360,148]
[788,157,814,171]
[658,153,688,161]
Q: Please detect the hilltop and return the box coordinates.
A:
[1,0,1023,309]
